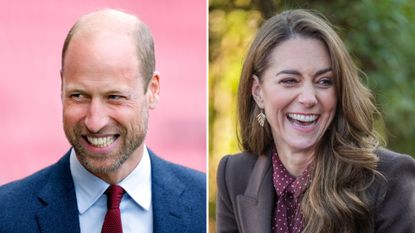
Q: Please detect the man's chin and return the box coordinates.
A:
[77,154,127,174]
[83,160,121,174]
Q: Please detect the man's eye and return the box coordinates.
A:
[70,93,84,100]
[108,95,124,100]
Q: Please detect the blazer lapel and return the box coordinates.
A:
[150,152,188,233]
[35,152,80,233]
[236,154,275,233]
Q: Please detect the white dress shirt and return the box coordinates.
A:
[70,146,153,233]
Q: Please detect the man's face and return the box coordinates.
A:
[61,32,157,174]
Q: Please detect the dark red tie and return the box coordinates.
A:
[102,185,125,233]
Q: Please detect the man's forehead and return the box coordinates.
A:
[63,76,141,93]
[74,9,140,36]
[63,9,142,72]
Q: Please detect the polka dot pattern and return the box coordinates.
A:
[271,150,312,233]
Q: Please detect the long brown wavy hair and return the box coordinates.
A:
[237,9,381,232]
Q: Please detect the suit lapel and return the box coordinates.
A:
[35,152,80,233]
[236,154,275,233]
[149,151,188,233]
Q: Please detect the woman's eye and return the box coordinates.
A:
[280,78,298,86]
[317,78,334,87]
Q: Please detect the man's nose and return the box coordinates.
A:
[84,99,109,133]
[298,82,317,108]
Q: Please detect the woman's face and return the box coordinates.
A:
[252,37,337,155]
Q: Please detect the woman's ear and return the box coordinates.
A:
[251,75,264,108]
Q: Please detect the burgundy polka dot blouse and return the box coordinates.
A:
[271,150,312,233]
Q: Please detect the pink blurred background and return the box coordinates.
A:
[0,0,206,184]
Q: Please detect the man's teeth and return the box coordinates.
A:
[288,114,318,122]
[86,136,115,147]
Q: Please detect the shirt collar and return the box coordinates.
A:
[70,146,152,214]
[271,149,312,198]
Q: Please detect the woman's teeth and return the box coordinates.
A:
[287,113,318,122]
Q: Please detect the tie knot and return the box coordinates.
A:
[106,185,125,209]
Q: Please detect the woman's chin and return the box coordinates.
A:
[283,139,318,153]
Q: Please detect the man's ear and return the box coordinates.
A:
[251,75,264,108]
[60,69,64,101]
[146,71,160,109]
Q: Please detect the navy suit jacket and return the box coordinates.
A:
[0,150,206,233]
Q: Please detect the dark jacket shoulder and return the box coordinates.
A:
[372,148,415,233]
[149,150,205,190]
[149,150,206,233]
[0,155,67,210]
[216,151,275,233]
[376,147,415,177]
[0,167,51,232]
[0,153,79,233]
[217,152,259,197]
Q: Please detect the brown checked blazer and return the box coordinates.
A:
[216,148,415,233]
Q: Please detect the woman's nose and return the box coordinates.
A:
[298,83,317,107]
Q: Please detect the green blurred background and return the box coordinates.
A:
[209,0,415,231]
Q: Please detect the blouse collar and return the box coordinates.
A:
[271,149,312,198]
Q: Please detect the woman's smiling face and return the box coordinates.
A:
[252,37,337,155]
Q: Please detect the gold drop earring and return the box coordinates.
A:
[256,109,266,127]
